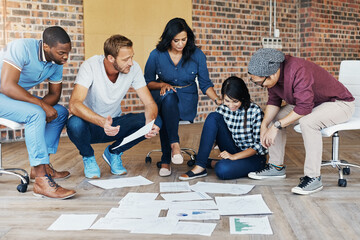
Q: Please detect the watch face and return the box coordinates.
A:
[275,121,281,128]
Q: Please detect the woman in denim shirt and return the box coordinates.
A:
[144,18,221,176]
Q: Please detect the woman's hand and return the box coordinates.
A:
[219,150,235,160]
[160,83,176,96]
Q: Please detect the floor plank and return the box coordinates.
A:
[1,123,360,239]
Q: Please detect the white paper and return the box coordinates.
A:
[173,222,217,236]
[160,182,191,192]
[167,209,220,220]
[169,200,218,210]
[190,181,254,195]
[215,194,272,215]
[118,200,170,210]
[112,120,155,150]
[119,192,158,204]
[105,207,161,219]
[90,217,141,231]
[229,216,273,235]
[131,217,178,235]
[161,192,212,202]
[88,175,153,189]
[47,214,98,231]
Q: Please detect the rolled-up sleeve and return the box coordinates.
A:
[144,50,158,84]
[195,49,214,94]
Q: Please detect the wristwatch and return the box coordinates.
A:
[274,121,282,130]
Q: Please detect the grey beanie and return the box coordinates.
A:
[248,48,285,76]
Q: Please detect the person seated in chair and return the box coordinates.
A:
[144,17,221,177]
[0,26,75,199]
[179,76,267,181]
[67,35,160,179]
[247,48,355,195]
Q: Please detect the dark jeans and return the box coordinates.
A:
[197,112,266,180]
[67,113,161,156]
[157,91,181,164]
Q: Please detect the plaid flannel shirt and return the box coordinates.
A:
[216,103,267,155]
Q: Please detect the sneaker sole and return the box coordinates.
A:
[33,192,76,200]
[248,173,286,180]
[179,173,208,181]
[102,153,127,175]
[291,185,323,195]
[30,173,71,183]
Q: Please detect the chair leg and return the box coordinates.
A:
[144,148,197,167]
[0,142,29,193]
[321,132,360,187]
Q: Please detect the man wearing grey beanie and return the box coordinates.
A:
[247,48,355,195]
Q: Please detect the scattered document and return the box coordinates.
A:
[173,222,217,236]
[131,217,178,235]
[88,175,153,189]
[90,217,141,231]
[48,214,98,231]
[161,192,212,202]
[167,209,220,220]
[215,194,272,215]
[190,181,254,195]
[105,207,161,219]
[169,200,218,210]
[119,192,158,204]
[118,200,170,210]
[160,182,191,192]
[112,120,155,150]
[229,216,273,235]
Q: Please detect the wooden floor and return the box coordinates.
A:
[1,123,360,240]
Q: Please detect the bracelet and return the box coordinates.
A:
[214,97,220,105]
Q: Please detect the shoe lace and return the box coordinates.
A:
[111,152,124,166]
[256,163,271,173]
[45,174,59,189]
[298,176,313,188]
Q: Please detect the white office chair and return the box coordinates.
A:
[145,120,196,168]
[294,60,360,187]
[0,118,29,192]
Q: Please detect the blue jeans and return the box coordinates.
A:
[196,112,266,180]
[0,93,68,166]
[66,113,162,156]
[157,91,181,164]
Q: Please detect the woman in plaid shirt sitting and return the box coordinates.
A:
[179,76,268,180]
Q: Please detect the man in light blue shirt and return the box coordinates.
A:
[0,26,75,199]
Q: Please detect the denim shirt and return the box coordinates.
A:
[144,48,213,121]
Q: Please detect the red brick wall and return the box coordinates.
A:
[192,0,299,121]
[298,0,360,76]
[1,0,359,141]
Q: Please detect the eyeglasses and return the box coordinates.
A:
[250,76,268,87]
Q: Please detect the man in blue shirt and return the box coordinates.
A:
[0,26,76,199]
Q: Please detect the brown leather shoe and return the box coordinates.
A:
[33,174,76,199]
[30,164,71,182]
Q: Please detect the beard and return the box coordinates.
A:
[113,61,130,74]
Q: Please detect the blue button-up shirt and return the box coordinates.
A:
[0,39,63,90]
[144,48,214,121]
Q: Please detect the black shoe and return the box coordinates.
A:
[179,170,207,181]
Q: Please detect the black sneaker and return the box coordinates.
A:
[291,176,323,195]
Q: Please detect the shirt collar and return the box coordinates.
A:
[38,40,56,64]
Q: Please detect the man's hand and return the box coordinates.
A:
[103,116,120,136]
[219,150,235,160]
[261,126,279,148]
[145,123,160,139]
[40,102,58,122]
[160,83,176,96]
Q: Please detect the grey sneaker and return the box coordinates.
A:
[248,163,286,180]
[291,176,323,195]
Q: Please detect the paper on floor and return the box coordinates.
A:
[47,214,98,231]
[161,192,211,202]
[190,181,254,195]
[229,216,273,235]
[88,175,153,189]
